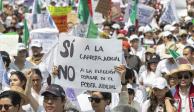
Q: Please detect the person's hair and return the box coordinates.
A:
[33,68,43,80]
[125,68,136,83]
[128,88,135,96]
[184,46,194,53]
[92,91,112,105]
[0,51,11,68]
[10,71,27,89]
[148,90,174,112]
[177,71,193,77]
[0,91,22,107]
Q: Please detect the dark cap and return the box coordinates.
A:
[41,84,66,97]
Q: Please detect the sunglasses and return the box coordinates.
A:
[0,104,13,110]
[88,97,103,103]
[178,74,190,79]
[44,96,59,102]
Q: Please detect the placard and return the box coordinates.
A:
[95,0,111,16]
[55,34,122,92]
[0,34,19,56]
[124,2,155,26]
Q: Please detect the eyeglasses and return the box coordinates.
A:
[44,96,59,102]
[88,97,103,103]
[178,74,190,79]
[0,104,13,110]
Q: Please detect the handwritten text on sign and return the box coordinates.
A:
[55,35,122,92]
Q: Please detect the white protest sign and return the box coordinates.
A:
[26,13,55,31]
[159,0,179,24]
[55,34,122,92]
[174,0,187,17]
[30,28,59,53]
[0,34,19,55]
[124,2,155,26]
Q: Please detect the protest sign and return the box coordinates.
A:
[92,0,104,24]
[124,2,155,26]
[174,0,187,17]
[48,6,72,32]
[159,0,179,24]
[111,2,122,21]
[95,0,111,17]
[67,12,79,26]
[55,34,122,92]
[30,28,58,53]
[0,34,18,55]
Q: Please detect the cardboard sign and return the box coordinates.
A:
[52,15,68,32]
[111,2,121,21]
[95,0,111,16]
[124,2,155,26]
[55,34,122,92]
[30,28,58,53]
[67,12,79,25]
[0,34,19,56]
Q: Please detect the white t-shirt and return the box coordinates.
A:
[139,70,159,88]
[142,100,164,112]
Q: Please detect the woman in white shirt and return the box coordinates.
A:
[139,55,160,88]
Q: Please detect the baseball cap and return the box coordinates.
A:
[152,77,168,89]
[143,25,152,33]
[31,40,42,48]
[162,31,172,37]
[17,43,26,51]
[41,84,66,97]
[129,34,139,41]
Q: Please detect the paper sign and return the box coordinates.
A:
[124,2,155,26]
[48,6,72,16]
[95,0,111,16]
[0,34,19,55]
[159,0,179,24]
[30,28,58,53]
[55,34,122,92]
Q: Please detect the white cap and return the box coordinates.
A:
[31,40,42,48]
[138,26,144,32]
[112,23,120,29]
[184,16,192,22]
[143,25,152,33]
[164,24,175,31]
[17,43,26,51]
[162,31,172,37]
[129,34,139,41]
[152,77,168,89]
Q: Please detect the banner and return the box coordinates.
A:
[55,34,122,92]
[48,6,72,16]
[159,0,179,24]
[30,28,58,53]
[0,34,18,55]
[124,2,155,26]
[48,6,72,32]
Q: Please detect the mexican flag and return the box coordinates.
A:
[0,0,3,12]
[22,19,29,47]
[168,49,190,65]
[78,0,93,23]
[86,17,98,38]
[130,0,138,25]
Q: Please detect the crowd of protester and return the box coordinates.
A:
[0,0,194,112]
